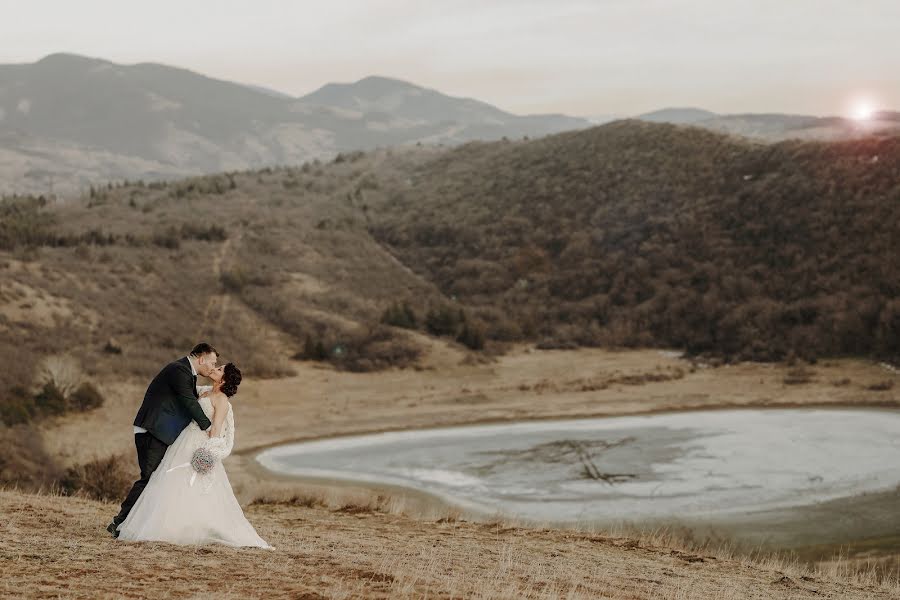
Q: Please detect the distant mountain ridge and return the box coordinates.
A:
[637,107,718,123]
[638,106,900,141]
[1,53,899,196]
[0,53,591,195]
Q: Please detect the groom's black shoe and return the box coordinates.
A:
[106,521,119,538]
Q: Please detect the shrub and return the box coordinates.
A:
[36,355,83,398]
[331,326,422,372]
[0,386,36,426]
[103,338,123,354]
[425,306,465,337]
[179,223,227,242]
[220,268,248,292]
[456,322,486,350]
[296,335,329,361]
[221,266,273,292]
[783,366,814,385]
[866,380,895,391]
[0,424,62,489]
[0,195,54,250]
[151,227,181,249]
[33,382,67,415]
[68,382,104,411]
[381,302,418,329]
[59,454,133,502]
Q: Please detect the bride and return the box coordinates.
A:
[116,363,271,549]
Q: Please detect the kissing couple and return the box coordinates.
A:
[107,343,271,548]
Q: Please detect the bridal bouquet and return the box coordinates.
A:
[190,447,216,475]
[168,437,229,488]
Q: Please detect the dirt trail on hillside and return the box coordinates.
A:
[196,234,238,339]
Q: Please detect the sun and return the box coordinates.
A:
[851,101,875,121]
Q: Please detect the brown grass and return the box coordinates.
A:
[783,366,815,385]
[1,154,448,414]
[868,380,896,391]
[249,488,900,589]
[0,424,61,489]
[1,489,897,600]
[58,453,133,502]
[16,345,900,599]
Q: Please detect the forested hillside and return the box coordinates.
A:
[369,121,900,361]
[2,120,899,426]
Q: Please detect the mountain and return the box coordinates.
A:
[0,54,591,195]
[242,83,295,99]
[302,75,515,120]
[637,107,900,141]
[637,107,718,123]
[584,114,621,125]
[301,75,586,136]
[4,53,898,197]
[699,112,900,141]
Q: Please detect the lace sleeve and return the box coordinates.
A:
[222,402,235,458]
[198,401,234,461]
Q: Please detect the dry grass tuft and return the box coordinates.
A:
[58,453,134,502]
[867,380,895,391]
[250,487,420,518]
[783,366,815,385]
[0,423,62,489]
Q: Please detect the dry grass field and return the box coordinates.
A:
[2,487,898,600]
[2,342,895,599]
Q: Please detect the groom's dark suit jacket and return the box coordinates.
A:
[133,357,212,445]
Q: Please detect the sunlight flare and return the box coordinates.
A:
[851,100,875,121]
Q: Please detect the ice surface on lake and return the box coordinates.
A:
[257,409,900,522]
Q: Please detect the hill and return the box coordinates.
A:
[637,107,718,123]
[0,146,449,424]
[368,120,900,362]
[637,107,900,141]
[301,75,586,139]
[0,54,591,196]
[1,120,899,425]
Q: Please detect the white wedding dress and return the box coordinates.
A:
[117,388,271,548]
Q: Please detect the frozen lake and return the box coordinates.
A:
[256,409,900,524]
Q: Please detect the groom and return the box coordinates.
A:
[107,343,219,536]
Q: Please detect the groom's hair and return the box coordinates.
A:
[190,342,218,358]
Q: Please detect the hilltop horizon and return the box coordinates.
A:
[5,0,898,117]
[7,52,899,121]
[2,52,899,197]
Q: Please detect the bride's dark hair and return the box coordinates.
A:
[221,363,242,397]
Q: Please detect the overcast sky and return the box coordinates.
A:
[3,0,898,117]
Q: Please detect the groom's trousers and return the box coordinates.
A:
[113,432,168,526]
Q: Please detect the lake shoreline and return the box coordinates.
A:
[248,405,900,562]
[45,346,900,570]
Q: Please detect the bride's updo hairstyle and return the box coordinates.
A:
[221,363,242,397]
